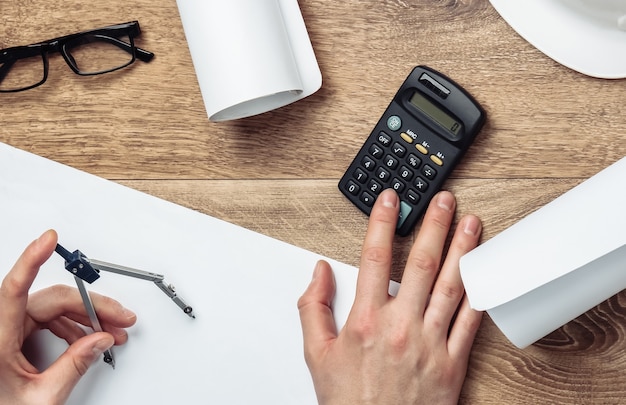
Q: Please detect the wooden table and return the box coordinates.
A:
[2,1,626,403]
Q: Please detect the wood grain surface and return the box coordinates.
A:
[2,0,626,403]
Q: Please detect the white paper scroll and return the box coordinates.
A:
[460,157,626,348]
[176,0,322,121]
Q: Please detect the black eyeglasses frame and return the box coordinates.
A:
[0,20,154,92]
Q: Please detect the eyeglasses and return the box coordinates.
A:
[0,21,154,92]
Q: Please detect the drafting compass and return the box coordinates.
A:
[54,243,195,368]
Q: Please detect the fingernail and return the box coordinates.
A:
[122,307,136,320]
[436,191,454,212]
[312,261,323,280]
[112,328,129,338]
[92,338,112,357]
[379,189,398,209]
[463,216,481,236]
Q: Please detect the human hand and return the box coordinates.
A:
[298,189,482,404]
[0,230,137,405]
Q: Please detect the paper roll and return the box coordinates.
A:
[176,0,322,121]
[460,157,626,348]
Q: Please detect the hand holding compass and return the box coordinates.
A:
[54,243,195,368]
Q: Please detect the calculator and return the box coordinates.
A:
[338,66,486,236]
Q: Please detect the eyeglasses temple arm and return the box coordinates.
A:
[135,46,155,62]
[92,35,154,62]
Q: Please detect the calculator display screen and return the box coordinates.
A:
[409,91,461,135]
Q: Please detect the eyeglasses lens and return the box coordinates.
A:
[0,55,45,92]
[65,34,134,74]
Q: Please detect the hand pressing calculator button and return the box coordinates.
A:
[338,66,485,236]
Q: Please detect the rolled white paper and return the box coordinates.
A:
[460,157,626,348]
[176,0,322,121]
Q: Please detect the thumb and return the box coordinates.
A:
[41,333,114,403]
[297,260,337,361]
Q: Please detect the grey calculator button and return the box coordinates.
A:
[397,201,412,229]
[387,115,402,131]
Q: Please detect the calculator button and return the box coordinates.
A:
[362,156,376,171]
[383,154,398,169]
[415,144,428,155]
[406,189,420,205]
[391,142,406,158]
[376,167,391,182]
[430,155,444,166]
[391,178,405,193]
[386,115,402,131]
[398,165,414,181]
[377,131,392,147]
[353,168,368,183]
[368,179,383,194]
[400,132,414,144]
[369,144,384,159]
[414,177,429,192]
[406,153,421,169]
[360,192,375,207]
[397,201,412,229]
[421,164,437,180]
[346,180,360,196]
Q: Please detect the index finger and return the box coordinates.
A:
[354,189,399,308]
[0,230,58,342]
[27,285,138,330]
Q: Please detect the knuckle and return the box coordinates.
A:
[407,250,440,276]
[97,294,119,309]
[345,308,379,344]
[434,280,463,301]
[426,315,446,332]
[426,209,453,232]
[370,202,400,224]
[386,326,411,354]
[454,309,483,333]
[46,283,75,298]
[361,245,392,266]
[297,294,322,315]
[296,294,309,311]
[451,232,480,254]
[93,294,126,319]
[0,274,21,297]
[73,355,90,377]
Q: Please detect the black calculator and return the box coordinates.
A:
[338,66,486,236]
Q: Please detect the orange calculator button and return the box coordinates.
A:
[430,155,444,166]
[400,132,414,144]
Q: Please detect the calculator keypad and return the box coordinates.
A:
[338,114,459,237]
[346,129,441,220]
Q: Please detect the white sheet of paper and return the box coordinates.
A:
[460,157,626,348]
[0,142,358,404]
[176,0,322,121]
